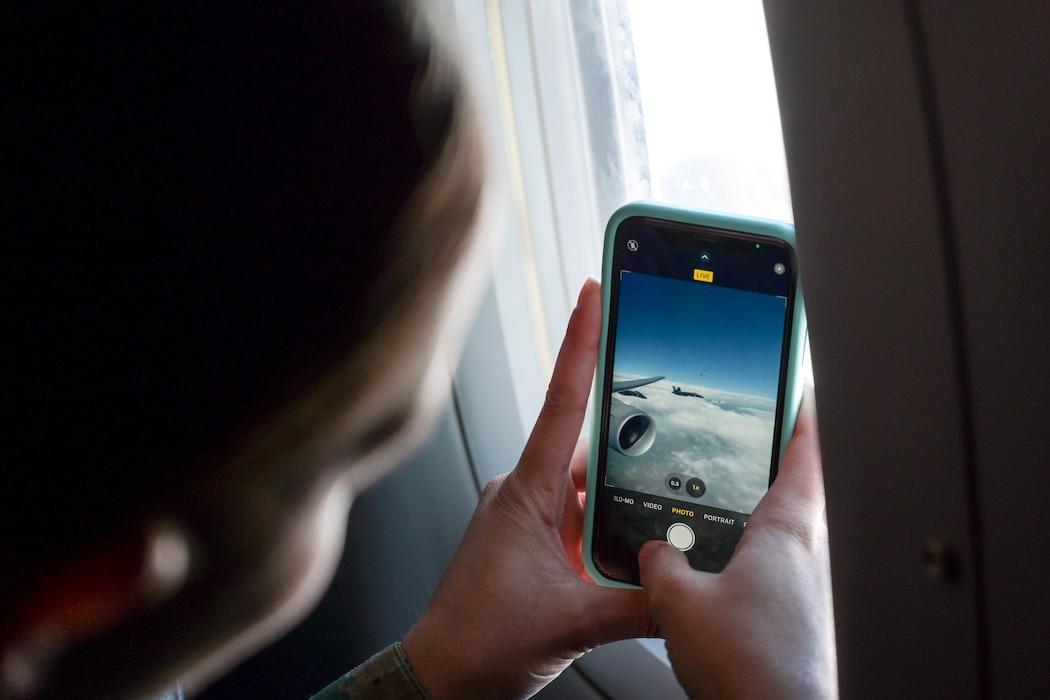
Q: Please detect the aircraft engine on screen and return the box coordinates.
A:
[608,397,656,456]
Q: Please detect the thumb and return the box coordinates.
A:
[638,540,703,598]
[637,541,704,640]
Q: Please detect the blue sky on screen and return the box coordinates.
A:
[613,271,786,399]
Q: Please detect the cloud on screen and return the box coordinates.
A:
[605,378,775,513]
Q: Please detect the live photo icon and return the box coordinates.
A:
[693,268,714,283]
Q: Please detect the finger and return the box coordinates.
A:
[796,380,818,433]
[637,540,711,613]
[559,442,593,573]
[638,540,692,588]
[560,462,584,564]
[748,384,826,534]
[638,540,711,641]
[766,383,822,498]
[516,279,601,490]
[569,439,590,493]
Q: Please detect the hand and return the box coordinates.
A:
[639,387,837,699]
[402,279,650,699]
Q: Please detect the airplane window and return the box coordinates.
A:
[615,1,811,388]
[560,0,791,231]
[624,0,792,223]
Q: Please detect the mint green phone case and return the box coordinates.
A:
[583,201,808,588]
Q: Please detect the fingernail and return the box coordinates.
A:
[577,277,598,307]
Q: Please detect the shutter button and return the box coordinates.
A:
[666,522,695,551]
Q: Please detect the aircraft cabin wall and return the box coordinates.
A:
[764,2,1050,697]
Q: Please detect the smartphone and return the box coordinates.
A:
[583,202,807,587]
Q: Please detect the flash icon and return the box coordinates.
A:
[627,239,639,252]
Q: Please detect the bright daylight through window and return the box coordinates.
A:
[446,0,798,456]
[625,0,791,223]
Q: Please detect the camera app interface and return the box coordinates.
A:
[602,230,792,523]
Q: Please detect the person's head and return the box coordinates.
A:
[1,2,484,697]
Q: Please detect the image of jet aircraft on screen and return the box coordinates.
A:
[606,374,777,512]
[608,376,713,456]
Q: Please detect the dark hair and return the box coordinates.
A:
[1,0,481,661]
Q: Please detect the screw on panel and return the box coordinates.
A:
[920,538,963,582]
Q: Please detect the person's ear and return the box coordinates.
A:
[2,520,190,698]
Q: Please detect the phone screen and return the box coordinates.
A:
[591,214,798,582]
